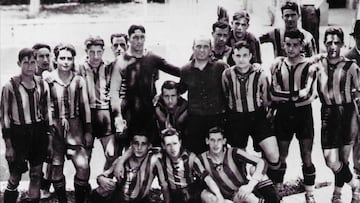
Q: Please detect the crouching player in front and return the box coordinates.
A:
[1,48,53,203]
[46,44,92,203]
[199,127,280,203]
[91,130,170,203]
[317,27,360,203]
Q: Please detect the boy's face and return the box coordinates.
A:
[132,135,149,158]
[162,88,178,110]
[129,29,145,53]
[86,45,104,67]
[193,38,211,61]
[212,27,229,47]
[36,48,51,71]
[111,36,127,57]
[162,134,181,159]
[284,37,302,58]
[282,9,299,30]
[232,47,252,68]
[56,49,74,72]
[325,34,343,59]
[206,132,226,155]
[19,56,37,77]
[232,18,249,39]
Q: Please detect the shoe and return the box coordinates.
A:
[331,192,343,203]
[40,189,51,199]
[351,185,360,203]
[305,193,316,203]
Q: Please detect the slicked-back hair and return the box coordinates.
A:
[284,29,305,43]
[233,40,253,54]
[232,10,250,23]
[32,43,51,52]
[18,48,36,62]
[208,126,225,138]
[281,1,299,14]
[54,43,76,59]
[128,24,146,37]
[161,127,181,143]
[161,80,179,95]
[110,33,128,44]
[212,21,231,33]
[324,27,344,44]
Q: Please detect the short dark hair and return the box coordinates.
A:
[161,80,178,94]
[161,127,181,142]
[324,27,344,44]
[84,36,104,49]
[281,1,299,14]
[129,129,149,143]
[284,29,305,42]
[128,24,146,37]
[54,43,76,59]
[212,21,230,33]
[232,10,250,22]
[110,33,128,44]
[233,41,253,54]
[18,48,36,62]
[208,126,225,138]
[32,43,51,52]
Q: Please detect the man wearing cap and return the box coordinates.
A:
[345,19,360,183]
[226,10,262,64]
[77,36,119,171]
[110,24,180,146]
[259,1,317,58]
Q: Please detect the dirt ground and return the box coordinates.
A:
[0,1,358,202]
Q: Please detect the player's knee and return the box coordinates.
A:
[325,159,339,171]
[302,164,316,186]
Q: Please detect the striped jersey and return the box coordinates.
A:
[119,152,168,201]
[259,27,317,57]
[317,57,360,105]
[270,57,318,107]
[47,71,91,123]
[161,149,208,190]
[222,65,270,112]
[199,148,266,199]
[77,61,112,110]
[1,75,51,129]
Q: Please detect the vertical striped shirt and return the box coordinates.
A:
[259,27,317,57]
[270,57,318,107]
[161,149,208,190]
[119,152,168,201]
[317,57,360,105]
[77,61,112,110]
[199,148,266,199]
[1,75,51,129]
[47,71,91,123]
[222,65,270,112]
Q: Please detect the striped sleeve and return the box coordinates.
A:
[298,63,318,100]
[192,154,209,180]
[42,81,53,127]
[79,77,91,125]
[0,83,12,134]
[259,71,271,107]
[270,58,291,101]
[233,148,267,175]
[154,158,169,192]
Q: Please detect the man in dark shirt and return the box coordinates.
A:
[110,24,180,146]
[179,35,228,154]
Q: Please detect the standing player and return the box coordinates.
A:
[227,10,262,64]
[222,41,281,186]
[269,30,318,202]
[317,27,360,203]
[110,33,128,58]
[110,24,180,146]
[211,21,232,62]
[178,35,228,154]
[77,36,119,170]
[260,1,317,58]
[47,44,92,203]
[199,127,280,203]
[90,131,170,203]
[155,80,188,133]
[1,48,52,203]
[345,20,360,182]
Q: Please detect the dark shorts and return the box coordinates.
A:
[52,117,88,165]
[8,121,48,174]
[274,103,314,142]
[225,108,273,149]
[170,185,203,203]
[321,103,357,149]
[91,109,114,138]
